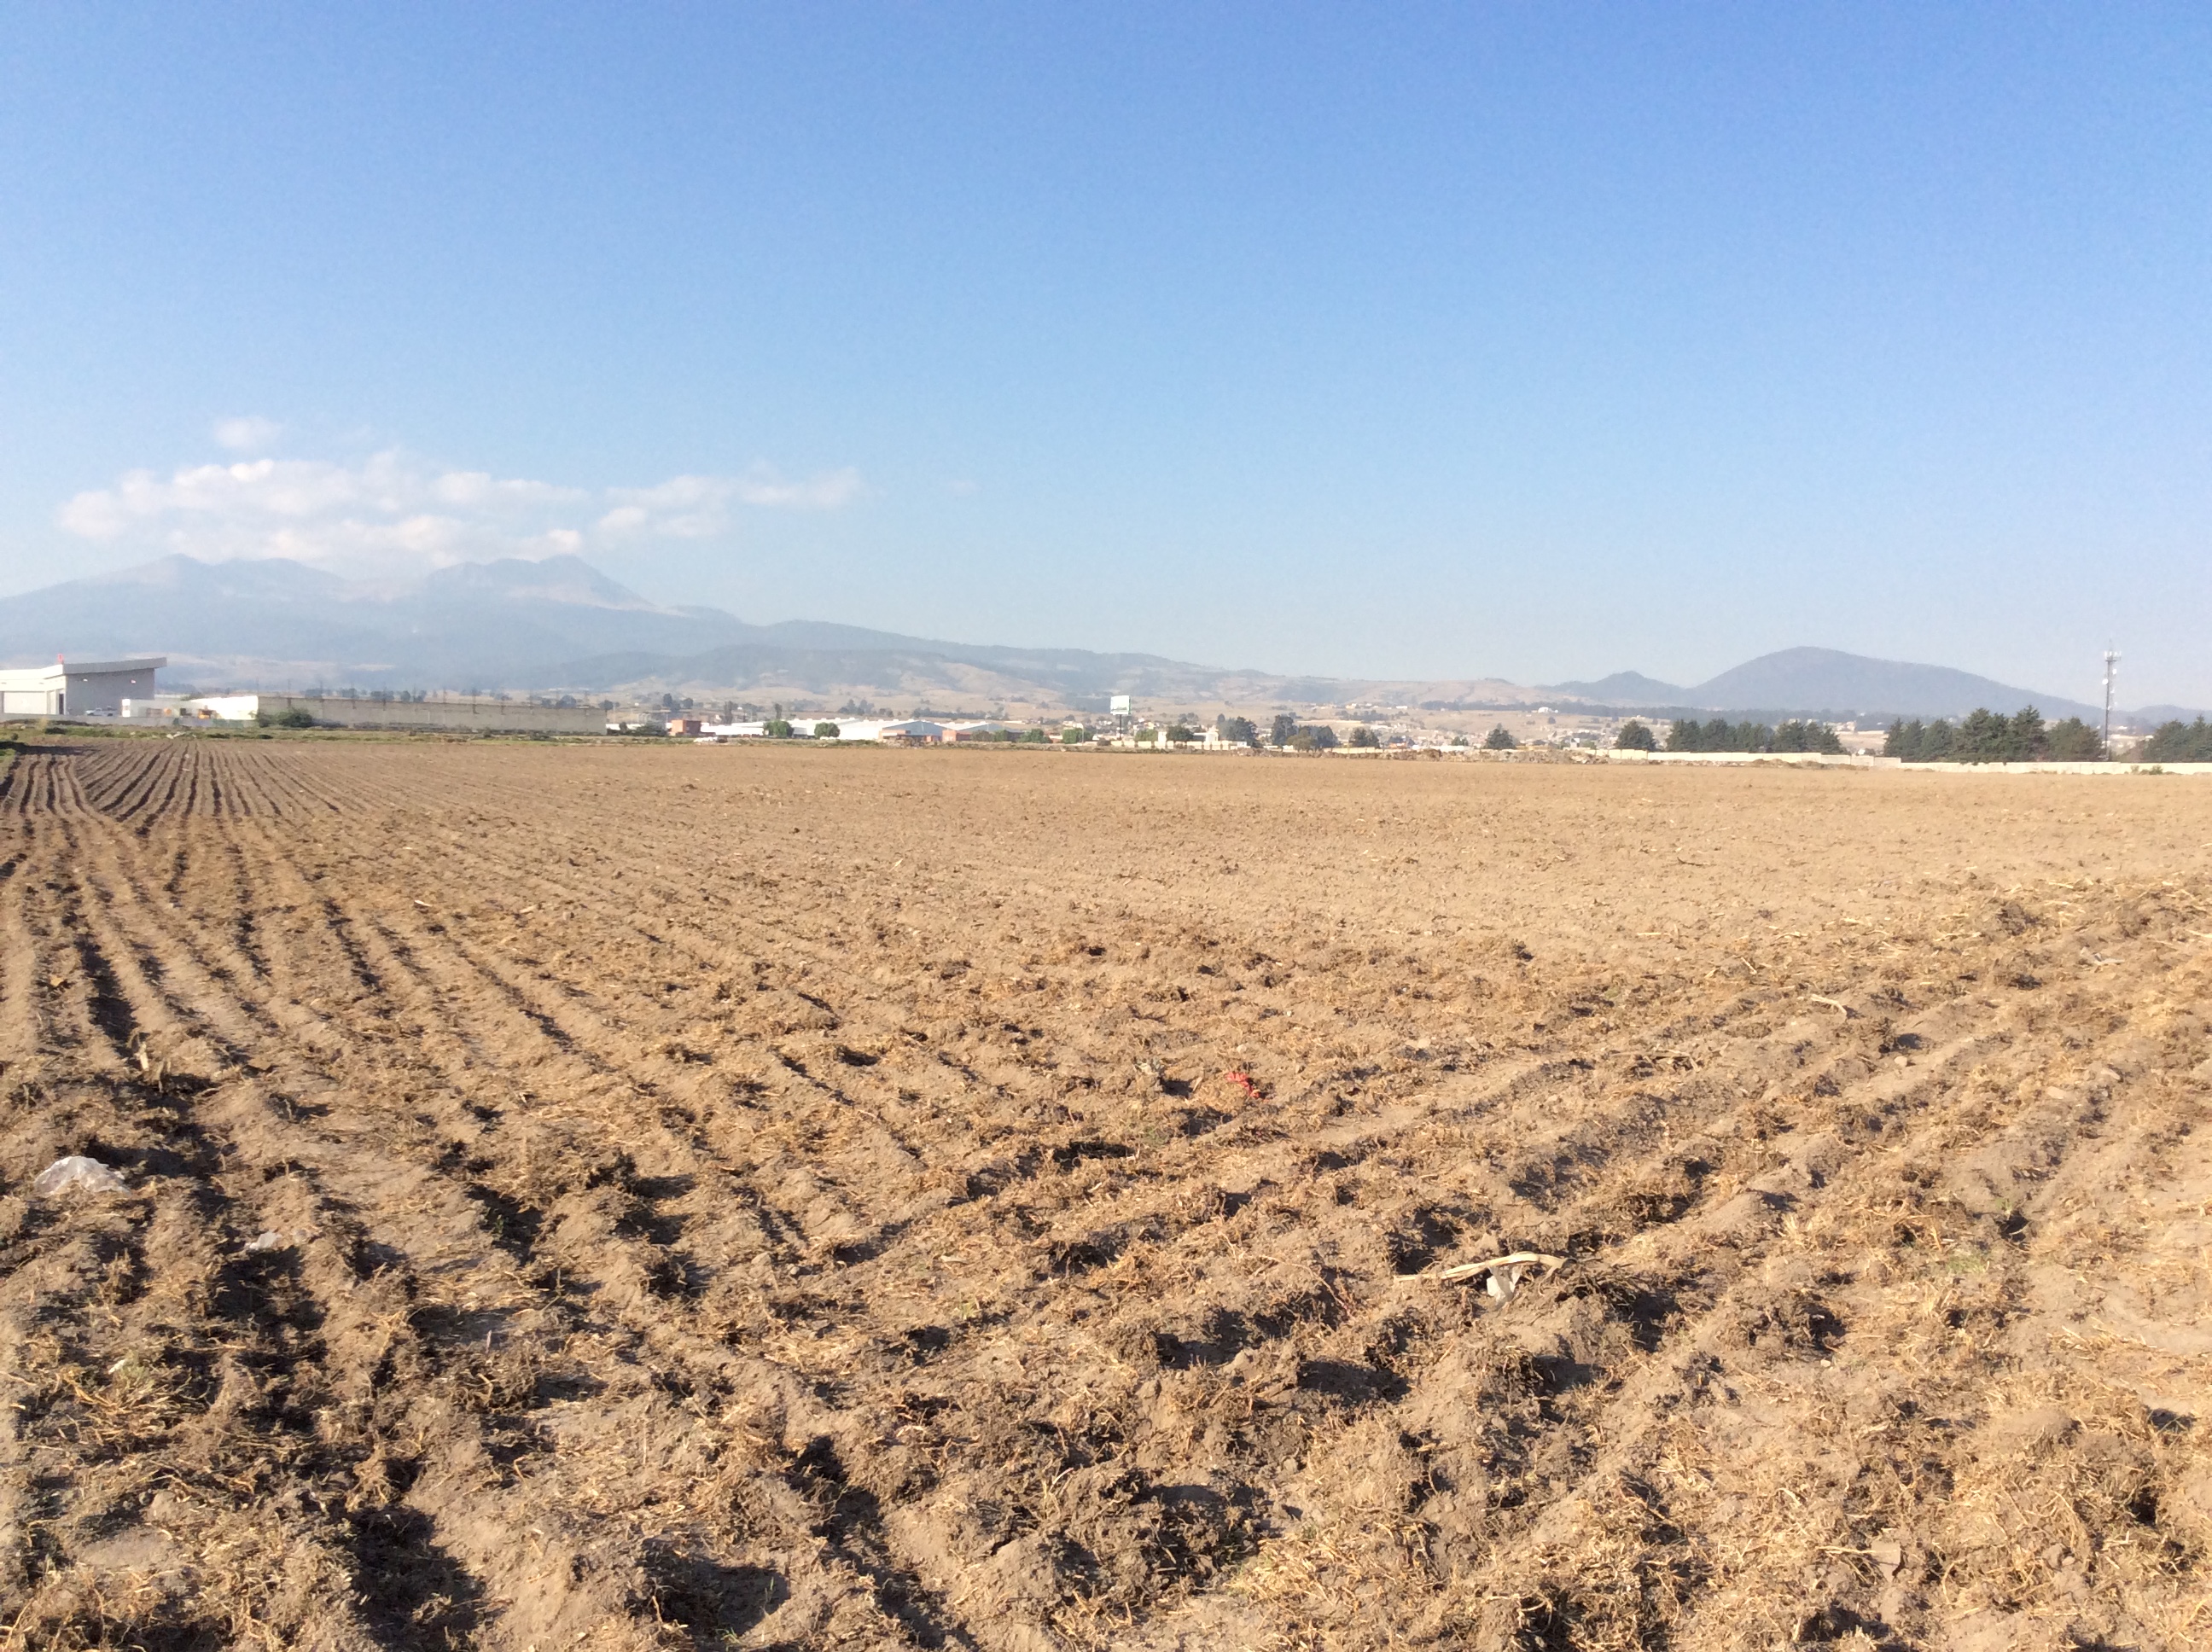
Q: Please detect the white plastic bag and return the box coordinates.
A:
[32,1155,129,1196]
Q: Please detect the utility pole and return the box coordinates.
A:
[2102,645,2120,756]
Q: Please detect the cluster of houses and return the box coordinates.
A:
[11,658,1859,757]
[672,717,973,743]
[668,716,1251,747]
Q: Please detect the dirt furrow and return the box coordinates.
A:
[3,739,2204,1651]
[5,808,701,1648]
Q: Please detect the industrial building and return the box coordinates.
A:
[0,657,167,718]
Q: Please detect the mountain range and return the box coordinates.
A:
[1545,648,2110,723]
[0,554,2141,722]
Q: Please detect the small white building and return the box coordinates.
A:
[120,695,195,719]
[188,694,264,721]
[0,657,166,718]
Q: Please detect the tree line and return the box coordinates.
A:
[1883,707,2104,762]
[2141,717,2212,763]
[1665,718,1844,753]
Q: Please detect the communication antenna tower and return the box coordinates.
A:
[2102,644,2120,755]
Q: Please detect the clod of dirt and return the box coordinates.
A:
[31,1155,128,1196]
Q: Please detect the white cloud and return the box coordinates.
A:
[734,466,864,510]
[57,447,864,578]
[212,416,283,452]
[593,467,866,538]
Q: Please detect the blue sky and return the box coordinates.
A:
[4,4,2209,704]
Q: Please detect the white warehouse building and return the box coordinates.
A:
[0,657,166,718]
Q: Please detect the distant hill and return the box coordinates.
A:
[0,554,1274,706]
[1544,671,1686,705]
[2135,704,2212,727]
[0,556,2125,721]
[1681,647,2101,722]
[0,554,747,686]
[1548,650,2103,720]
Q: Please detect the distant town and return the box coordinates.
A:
[6,653,2205,767]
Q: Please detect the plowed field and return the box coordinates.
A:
[2,739,2208,1651]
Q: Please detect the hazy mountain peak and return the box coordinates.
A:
[82,553,348,598]
[0,555,2122,720]
[417,554,667,612]
[1545,670,1685,704]
[1685,646,2098,721]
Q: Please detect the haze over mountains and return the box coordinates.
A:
[1547,649,2112,724]
[0,553,2129,721]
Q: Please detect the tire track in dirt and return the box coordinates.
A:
[3,801,463,1645]
[79,796,742,1645]
[170,787,933,1645]
[323,815,988,1260]
[0,798,392,1649]
[316,760,2026,1645]
[6,787,588,1645]
[215,811,984,1643]
[281,760,2212,1645]
[226,771,1109,1642]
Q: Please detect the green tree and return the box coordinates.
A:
[1955,708,2008,763]
[2043,717,2104,761]
[1061,725,1091,743]
[764,718,795,738]
[1895,707,2049,764]
[1023,727,1049,743]
[1215,714,1258,744]
[1347,724,1380,748]
[1614,719,1656,751]
[1770,720,1842,754]
[254,707,316,729]
[1483,724,1516,750]
[1166,724,1198,744]
[1269,712,1300,747]
[813,721,841,739]
[1666,718,1703,752]
[1289,724,1339,751]
[2142,717,2212,762]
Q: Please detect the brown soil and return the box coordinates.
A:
[2,739,2208,1651]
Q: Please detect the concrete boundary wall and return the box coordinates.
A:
[1605,750,1889,767]
[258,695,603,734]
[1889,759,2212,776]
[1604,750,2212,774]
